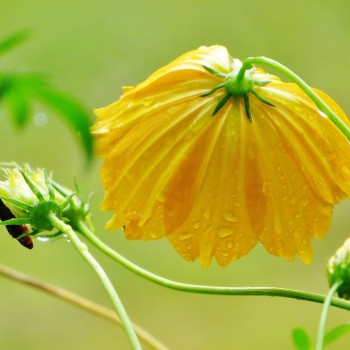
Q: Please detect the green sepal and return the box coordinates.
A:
[250,89,275,107]
[200,83,225,97]
[243,94,252,122]
[212,93,231,116]
[21,170,45,202]
[44,169,55,201]
[253,80,272,87]
[202,65,227,78]
[0,217,31,226]
[60,192,77,210]
[0,196,31,211]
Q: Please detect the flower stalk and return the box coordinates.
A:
[48,213,143,350]
[315,280,343,350]
[76,221,350,312]
[242,56,350,141]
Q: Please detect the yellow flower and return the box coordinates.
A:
[92,45,350,267]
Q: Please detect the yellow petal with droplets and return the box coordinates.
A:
[92,45,350,267]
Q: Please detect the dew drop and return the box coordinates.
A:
[290,198,296,206]
[150,230,158,239]
[193,221,201,230]
[217,226,232,238]
[295,106,302,113]
[203,208,211,220]
[179,232,191,241]
[227,241,233,249]
[302,196,310,206]
[294,213,302,219]
[157,192,166,203]
[282,195,288,202]
[262,181,269,194]
[34,112,48,127]
[142,98,154,107]
[221,250,229,257]
[223,211,237,223]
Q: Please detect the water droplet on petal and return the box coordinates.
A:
[157,192,165,203]
[227,241,233,249]
[223,211,237,223]
[142,98,154,106]
[150,230,158,239]
[290,198,296,206]
[302,196,310,206]
[193,221,201,230]
[179,232,192,241]
[221,250,229,257]
[295,105,302,113]
[217,226,232,238]
[203,208,211,220]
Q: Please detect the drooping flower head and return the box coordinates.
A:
[92,45,350,267]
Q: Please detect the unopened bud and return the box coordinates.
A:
[326,238,350,299]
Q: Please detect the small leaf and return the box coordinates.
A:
[0,30,29,56]
[292,328,313,350]
[2,81,31,128]
[0,71,93,162]
[26,80,93,162]
[324,323,350,347]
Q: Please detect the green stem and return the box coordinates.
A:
[316,281,343,350]
[48,214,142,350]
[77,221,350,311]
[242,56,350,141]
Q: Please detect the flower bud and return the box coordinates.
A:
[326,238,350,299]
[0,164,92,246]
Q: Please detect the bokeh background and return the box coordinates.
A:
[1,0,350,349]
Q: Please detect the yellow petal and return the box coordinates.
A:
[92,45,350,267]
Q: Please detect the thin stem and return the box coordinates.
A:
[0,264,169,350]
[243,56,350,141]
[316,281,343,350]
[77,221,350,311]
[48,214,142,350]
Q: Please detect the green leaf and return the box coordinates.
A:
[0,73,94,162]
[0,30,29,56]
[27,80,93,162]
[324,323,350,347]
[292,328,313,350]
[2,80,31,128]
[0,73,36,128]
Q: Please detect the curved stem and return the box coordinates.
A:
[316,281,343,350]
[242,56,350,141]
[0,264,169,350]
[49,214,142,350]
[77,221,350,311]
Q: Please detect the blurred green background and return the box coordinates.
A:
[1,0,350,349]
